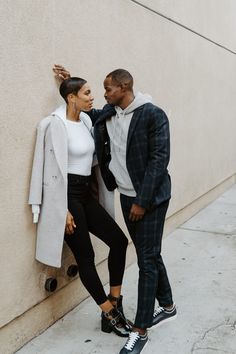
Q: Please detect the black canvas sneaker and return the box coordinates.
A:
[119,331,148,354]
[151,303,177,328]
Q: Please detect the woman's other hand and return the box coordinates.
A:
[65,210,76,235]
[53,64,71,80]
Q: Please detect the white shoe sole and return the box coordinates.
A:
[150,313,177,329]
[140,339,149,353]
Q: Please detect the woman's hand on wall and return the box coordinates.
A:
[53,64,71,80]
[65,210,76,235]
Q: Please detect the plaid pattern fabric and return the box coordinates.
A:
[89,103,173,328]
[120,195,173,329]
[89,105,117,191]
[90,102,171,209]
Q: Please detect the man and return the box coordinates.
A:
[53,65,176,354]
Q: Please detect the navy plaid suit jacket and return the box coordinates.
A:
[88,102,171,210]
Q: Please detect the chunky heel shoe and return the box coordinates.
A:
[101,308,132,337]
[107,294,133,326]
[101,315,113,333]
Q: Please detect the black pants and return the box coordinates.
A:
[120,194,173,329]
[64,174,128,305]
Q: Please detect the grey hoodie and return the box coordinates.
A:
[106,92,152,196]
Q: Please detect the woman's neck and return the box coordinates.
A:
[66,105,81,121]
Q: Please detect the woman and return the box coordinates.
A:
[28,77,131,337]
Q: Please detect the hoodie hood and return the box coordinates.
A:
[116,92,152,115]
[107,92,152,197]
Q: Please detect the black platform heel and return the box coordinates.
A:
[101,308,132,337]
[107,294,133,327]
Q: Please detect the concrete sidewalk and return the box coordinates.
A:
[17,185,236,354]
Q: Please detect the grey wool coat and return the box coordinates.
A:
[28,105,114,268]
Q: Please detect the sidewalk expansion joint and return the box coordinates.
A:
[179,226,236,237]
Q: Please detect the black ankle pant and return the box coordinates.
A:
[64,174,128,305]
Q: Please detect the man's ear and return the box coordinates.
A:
[120,82,128,91]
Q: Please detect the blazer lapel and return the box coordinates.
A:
[127,110,140,153]
[50,116,68,182]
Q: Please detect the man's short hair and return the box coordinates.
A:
[106,69,133,90]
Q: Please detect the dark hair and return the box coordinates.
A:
[59,77,87,103]
[106,69,133,90]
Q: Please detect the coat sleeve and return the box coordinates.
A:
[86,108,103,125]
[87,105,115,125]
[28,124,45,206]
[133,109,170,209]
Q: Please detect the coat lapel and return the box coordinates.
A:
[50,116,68,182]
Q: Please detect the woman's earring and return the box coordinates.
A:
[73,102,77,114]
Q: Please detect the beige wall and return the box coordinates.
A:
[0,1,236,352]
[141,0,236,52]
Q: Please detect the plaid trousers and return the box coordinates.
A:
[120,194,173,329]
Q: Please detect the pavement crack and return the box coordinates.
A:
[191,320,235,354]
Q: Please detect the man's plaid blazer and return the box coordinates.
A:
[88,102,171,210]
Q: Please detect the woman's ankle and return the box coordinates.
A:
[109,285,121,300]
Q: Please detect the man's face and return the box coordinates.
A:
[103,76,124,106]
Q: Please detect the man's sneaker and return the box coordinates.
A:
[151,303,177,328]
[119,331,148,354]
